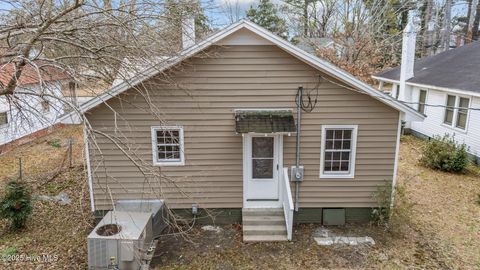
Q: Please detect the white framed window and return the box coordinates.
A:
[417,89,427,114]
[151,126,184,166]
[320,125,358,178]
[394,85,400,99]
[41,100,50,112]
[443,94,470,131]
[0,112,8,126]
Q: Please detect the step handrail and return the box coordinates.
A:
[281,167,294,240]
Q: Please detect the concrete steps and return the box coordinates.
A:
[242,208,288,242]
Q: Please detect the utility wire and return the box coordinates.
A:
[321,76,480,111]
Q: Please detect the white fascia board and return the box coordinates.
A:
[371,76,400,84]
[372,76,480,98]
[63,19,424,122]
[406,82,480,98]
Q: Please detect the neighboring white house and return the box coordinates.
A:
[372,22,480,163]
[0,62,73,145]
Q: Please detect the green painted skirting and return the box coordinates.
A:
[171,208,242,225]
[294,208,374,224]
[92,207,374,225]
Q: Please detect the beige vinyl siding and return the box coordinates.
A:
[87,45,399,210]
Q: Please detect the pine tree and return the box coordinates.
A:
[246,0,288,39]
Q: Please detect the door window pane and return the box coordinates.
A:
[252,159,273,178]
[252,137,274,158]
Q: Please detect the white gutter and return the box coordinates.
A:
[372,76,480,98]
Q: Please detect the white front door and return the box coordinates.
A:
[243,134,282,208]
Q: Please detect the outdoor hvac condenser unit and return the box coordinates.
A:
[114,199,168,238]
[87,211,153,270]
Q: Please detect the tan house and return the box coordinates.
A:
[69,20,424,241]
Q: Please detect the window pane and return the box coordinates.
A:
[343,130,352,139]
[252,159,273,178]
[333,140,342,149]
[446,95,456,107]
[324,161,332,171]
[334,130,343,139]
[0,112,7,125]
[418,104,425,114]
[325,152,332,160]
[341,152,350,161]
[418,90,427,114]
[340,162,349,171]
[325,140,333,149]
[444,109,454,125]
[252,137,274,158]
[326,130,334,139]
[343,140,351,150]
[456,112,467,129]
[459,97,469,108]
[333,152,341,161]
[331,162,340,171]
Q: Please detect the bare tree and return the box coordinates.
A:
[0,0,215,234]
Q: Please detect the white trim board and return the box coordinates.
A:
[319,125,358,179]
[61,20,424,123]
[372,76,480,98]
[83,126,95,212]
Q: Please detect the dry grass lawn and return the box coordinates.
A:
[0,128,478,269]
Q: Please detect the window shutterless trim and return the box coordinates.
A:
[417,89,427,114]
[151,126,185,166]
[441,93,471,132]
[319,125,358,179]
[0,111,8,126]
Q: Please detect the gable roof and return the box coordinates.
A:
[0,61,70,87]
[373,42,480,94]
[65,20,424,122]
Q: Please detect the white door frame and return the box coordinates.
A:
[242,133,283,208]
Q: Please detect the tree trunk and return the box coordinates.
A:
[466,0,478,42]
[443,0,452,51]
[473,1,480,41]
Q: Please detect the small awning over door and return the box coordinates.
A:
[235,110,296,133]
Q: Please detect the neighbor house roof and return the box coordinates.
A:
[0,61,70,87]
[373,42,480,94]
[62,20,424,122]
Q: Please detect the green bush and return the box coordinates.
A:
[420,134,469,173]
[371,181,392,227]
[0,181,33,231]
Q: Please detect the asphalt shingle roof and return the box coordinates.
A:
[374,41,480,93]
[235,110,296,134]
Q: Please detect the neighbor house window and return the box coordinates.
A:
[0,112,8,126]
[320,125,358,178]
[443,95,470,130]
[151,126,184,166]
[456,97,469,129]
[444,95,455,125]
[41,100,50,112]
[418,89,427,114]
[395,85,400,99]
